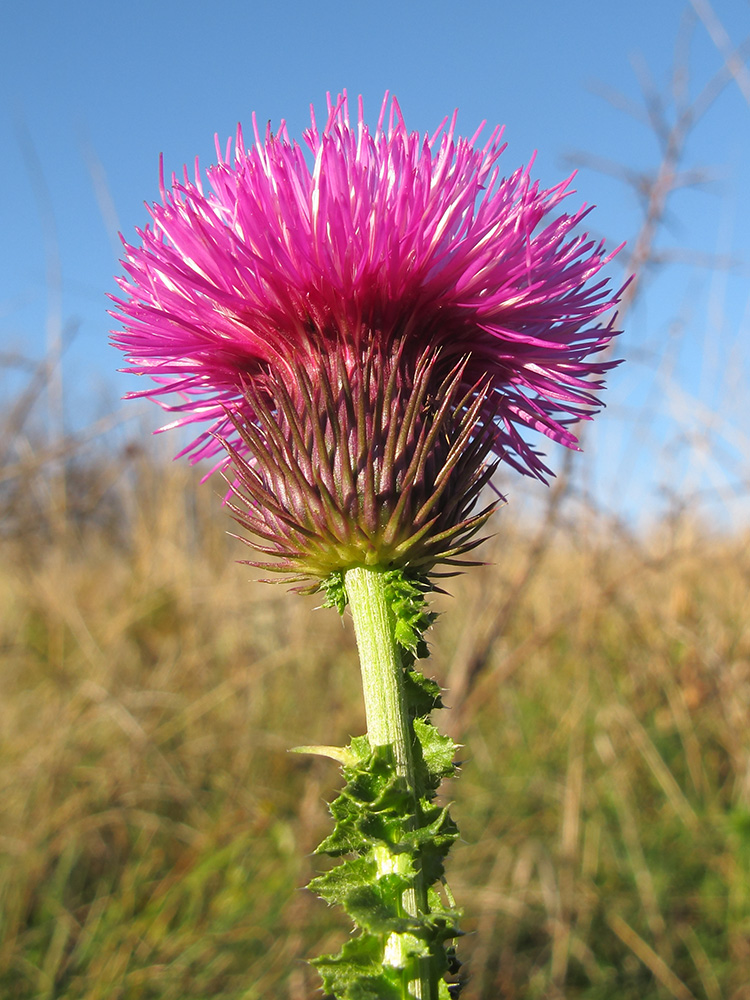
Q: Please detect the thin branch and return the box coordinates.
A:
[690,0,750,108]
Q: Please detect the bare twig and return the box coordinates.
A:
[690,0,750,107]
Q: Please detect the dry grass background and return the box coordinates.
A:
[2,446,750,999]
[2,5,750,997]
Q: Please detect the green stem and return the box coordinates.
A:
[344,566,433,1000]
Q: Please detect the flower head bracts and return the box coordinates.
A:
[111,92,622,481]
[223,344,499,586]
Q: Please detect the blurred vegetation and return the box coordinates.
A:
[1,444,750,1000]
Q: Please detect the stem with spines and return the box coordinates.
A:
[346,566,430,997]
[304,567,462,1000]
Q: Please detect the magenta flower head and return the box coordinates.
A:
[111,92,622,584]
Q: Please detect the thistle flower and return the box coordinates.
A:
[111,94,625,998]
[112,92,622,581]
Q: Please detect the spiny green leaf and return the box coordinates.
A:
[345,746,403,804]
[313,935,403,1000]
[348,734,372,764]
[321,570,348,614]
[316,793,368,855]
[309,856,377,904]
[348,978,405,1000]
[384,569,437,664]
[358,808,412,848]
[394,615,421,654]
[404,669,444,716]
[413,719,458,782]
[345,881,419,936]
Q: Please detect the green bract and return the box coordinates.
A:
[224,345,498,588]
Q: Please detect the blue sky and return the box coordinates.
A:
[2,0,749,525]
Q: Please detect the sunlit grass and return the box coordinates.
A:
[2,455,750,999]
